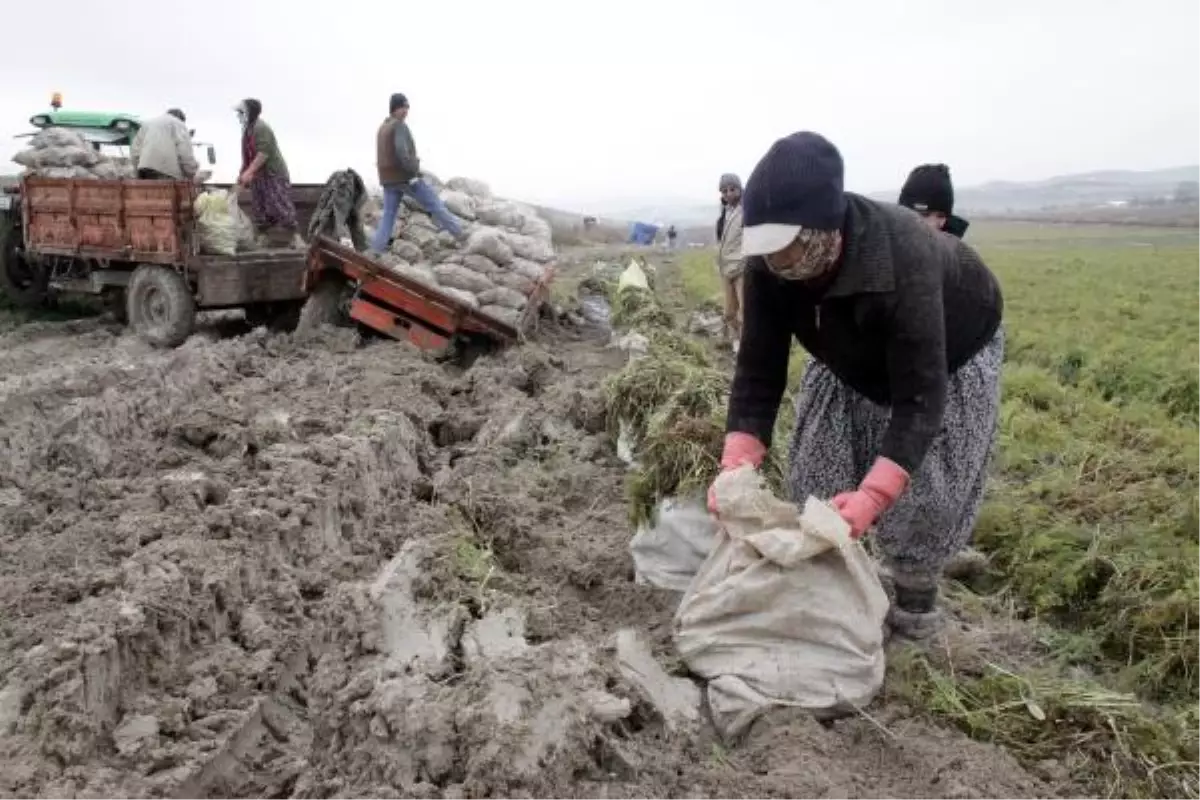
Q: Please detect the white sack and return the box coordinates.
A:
[35,166,93,179]
[400,223,439,251]
[90,161,137,180]
[30,128,90,149]
[509,258,547,283]
[446,176,492,199]
[475,201,524,229]
[477,286,527,310]
[479,304,520,326]
[617,259,650,292]
[502,230,555,263]
[465,227,514,265]
[390,239,424,263]
[434,263,494,294]
[494,270,535,295]
[194,190,244,256]
[440,189,477,220]
[629,495,718,592]
[443,286,480,308]
[674,466,889,739]
[461,254,500,277]
[522,218,553,243]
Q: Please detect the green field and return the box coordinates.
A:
[675,222,1199,797]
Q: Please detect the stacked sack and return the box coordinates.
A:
[367,173,556,329]
[11,128,136,180]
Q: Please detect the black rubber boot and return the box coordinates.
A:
[885,569,943,643]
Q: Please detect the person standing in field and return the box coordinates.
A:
[715,173,746,353]
[899,163,969,239]
[131,109,199,181]
[236,99,304,249]
[708,132,1005,641]
[368,93,465,258]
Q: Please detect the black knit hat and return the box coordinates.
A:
[898,163,954,215]
[389,93,410,113]
[741,131,847,256]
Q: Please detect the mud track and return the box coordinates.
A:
[0,305,1058,798]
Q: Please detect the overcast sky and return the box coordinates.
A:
[1,0,1196,212]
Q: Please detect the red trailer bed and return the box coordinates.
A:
[303,236,553,351]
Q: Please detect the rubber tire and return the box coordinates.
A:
[0,217,50,308]
[126,265,196,348]
[297,276,350,331]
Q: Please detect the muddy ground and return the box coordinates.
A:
[0,251,1068,798]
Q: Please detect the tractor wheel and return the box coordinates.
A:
[126,265,196,348]
[245,300,303,332]
[297,276,351,331]
[0,218,50,308]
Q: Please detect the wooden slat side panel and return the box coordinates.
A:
[125,182,185,258]
[22,177,196,262]
[197,258,308,307]
[75,182,124,250]
[24,181,76,250]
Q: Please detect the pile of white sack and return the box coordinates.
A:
[366,173,556,328]
[11,128,136,180]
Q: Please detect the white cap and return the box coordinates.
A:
[741,223,801,257]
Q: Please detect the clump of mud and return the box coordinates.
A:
[0,317,1060,799]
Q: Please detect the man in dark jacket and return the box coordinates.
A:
[368,93,465,257]
[898,163,969,238]
[709,131,1005,641]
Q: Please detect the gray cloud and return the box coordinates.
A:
[2,0,1196,210]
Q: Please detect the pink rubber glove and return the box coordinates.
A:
[831,457,910,539]
[707,433,767,515]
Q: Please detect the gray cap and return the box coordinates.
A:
[719,173,742,190]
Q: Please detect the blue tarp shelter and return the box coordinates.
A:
[627,222,659,245]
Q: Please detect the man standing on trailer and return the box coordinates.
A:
[131,109,200,181]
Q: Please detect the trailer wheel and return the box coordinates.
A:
[0,219,49,308]
[297,276,350,331]
[127,265,196,348]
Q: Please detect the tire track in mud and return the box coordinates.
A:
[0,319,675,798]
[0,309,1059,798]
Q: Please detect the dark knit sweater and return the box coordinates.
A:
[726,193,1003,473]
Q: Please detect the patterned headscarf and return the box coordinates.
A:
[764,228,843,281]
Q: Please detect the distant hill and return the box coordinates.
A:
[868,166,1200,213]
[595,166,1200,226]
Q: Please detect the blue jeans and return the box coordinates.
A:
[370,179,463,253]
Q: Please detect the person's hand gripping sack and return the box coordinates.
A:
[707,432,766,516]
[831,457,909,539]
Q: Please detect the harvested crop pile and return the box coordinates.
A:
[11,128,135,180]
[369,174,556,329]
[601,266,781,525]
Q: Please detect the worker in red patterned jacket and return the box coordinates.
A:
[708,132,1005,642]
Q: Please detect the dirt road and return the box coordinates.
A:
[0,251,1064,798]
